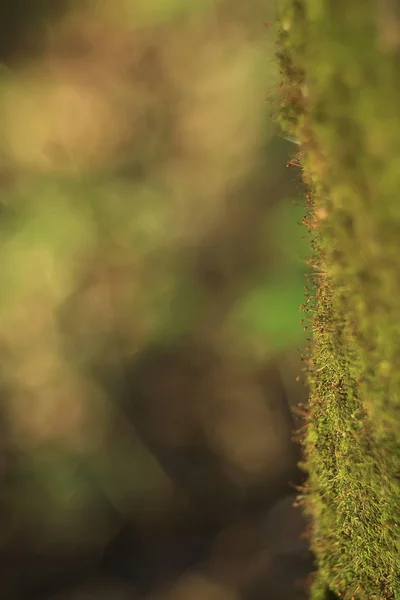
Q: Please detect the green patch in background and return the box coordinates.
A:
[98,0,223,27]
[228,276,306,354]
[0,178,97,314]
[271,197,312,271]
[226,197,311,356]
[148,273,208,345]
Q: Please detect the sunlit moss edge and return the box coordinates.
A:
[276,1,400,599]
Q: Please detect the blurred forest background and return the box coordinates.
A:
[0,1,313,599]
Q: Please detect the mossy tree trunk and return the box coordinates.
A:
[276,1,400,599]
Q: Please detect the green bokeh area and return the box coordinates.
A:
[230,276,306,353]
[228,198,311,354]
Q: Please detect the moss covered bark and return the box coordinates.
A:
[276,1,400,599]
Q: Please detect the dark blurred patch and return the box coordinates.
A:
[100,521,217,595]
[0,1,73,64]
[49,578,138,600]
[94,341,305,521]
[2,550,100,600]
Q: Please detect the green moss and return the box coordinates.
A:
[276,1,400,598]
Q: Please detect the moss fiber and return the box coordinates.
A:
[276,1,400,599]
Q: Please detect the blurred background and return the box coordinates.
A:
[0,1,313,599]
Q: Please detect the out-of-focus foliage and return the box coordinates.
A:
[0,2,311,597]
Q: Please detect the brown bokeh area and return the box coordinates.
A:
[0,2,313,599]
